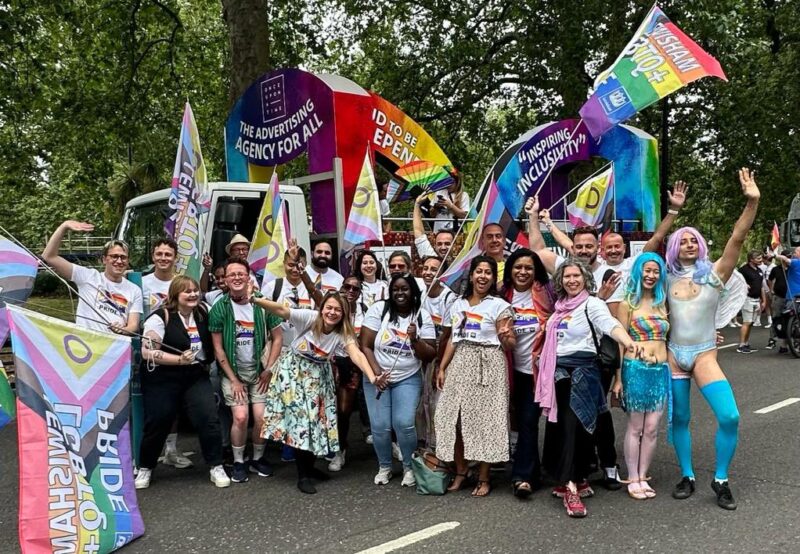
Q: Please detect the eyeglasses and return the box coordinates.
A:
[106,254,129,262]
[227,272,248,279]
[341,284,361,292]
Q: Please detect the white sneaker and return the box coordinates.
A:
[161,450,194,469]
[401,469,416,487]
[328,450,346,472]
[374,467,393,485]
[754,320,762,327]
[392,442,403,462]
[135,468,152,489]
[209,465,231,488]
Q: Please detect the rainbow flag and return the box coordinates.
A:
[7,304,144,552]
[343,149,383,252]
[579,4,727,137]
[165,101,209,280]
[439,176,505,290]
[771,222,781,251]
[248,171,288,282]
[567,165,615,229]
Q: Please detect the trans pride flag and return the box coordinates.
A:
[7,305,144,553]
[579,4,727,137]
[165,102,210,280]
[343,149,383,252]
[248,171,290,283]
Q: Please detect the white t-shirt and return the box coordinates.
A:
[414,235,436,258]
[71,265,143,332]
[445,295,513,345]
[510,288,542,375]
[361,280,389,307]
[363,302,436,382]
[143,310,206,361]
[142,273,172,318]
[205,289,225,306]
[423,286,457,333]
[433,190,470,232]
[554,255,635,304]
[305,266,344,296]
[554,296,621,357]
[261,278,313,347]
[289,308,352,363]
[232,301,257,368]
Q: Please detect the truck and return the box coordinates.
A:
[780,193,800,250]
[116,182,312,273]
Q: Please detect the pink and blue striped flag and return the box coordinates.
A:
[343,149,383,252]
[439,176,505,290]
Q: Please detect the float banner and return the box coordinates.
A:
[567,165,615,229]
[343,150,383,252]
[579,4,727,137]
[7,305,144,554]
[165,102,209,280]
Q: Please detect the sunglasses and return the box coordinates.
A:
[341,284,361,293]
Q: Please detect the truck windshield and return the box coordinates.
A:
[120,202,168,271]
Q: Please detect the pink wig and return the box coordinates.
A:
[665,226,710,275]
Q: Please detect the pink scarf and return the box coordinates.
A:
[535,290,590,423]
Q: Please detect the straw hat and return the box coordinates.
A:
[225,234,251,255]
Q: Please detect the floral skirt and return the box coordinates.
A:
[435,342,509,463]
[262,351,339,456]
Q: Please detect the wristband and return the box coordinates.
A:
[667,209,679,215]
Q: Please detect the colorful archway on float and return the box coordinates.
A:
[225,68,452,234]
[488,119,660,231]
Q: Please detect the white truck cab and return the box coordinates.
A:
[117,182,311,272]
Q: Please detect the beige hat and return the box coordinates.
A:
[225,234,251,255]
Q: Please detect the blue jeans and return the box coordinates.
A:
[363,372,422,469]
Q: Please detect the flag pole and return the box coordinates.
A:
[546,161,613,211]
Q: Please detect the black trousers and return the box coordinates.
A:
[511,371,542,484]
[593,369,617,468]
[552,377,595,483]
[139,365,223,469]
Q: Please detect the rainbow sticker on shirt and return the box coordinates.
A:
[236,320,254,339]
[557,316,572,330]
[464,312,483,331]
[97,289,129,317]
[296,339,331,362]
[187,325,202,352]
[381,329,412,355]
[431,313,443,326]
[514,308,539,335]
[298,298,313,309]
[149,292,168,310]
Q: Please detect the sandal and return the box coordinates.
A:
[471,480,492,497]
[447,473,470,492]
[627,482,648,500]
[512,480,532,499]
[639,479,656,499]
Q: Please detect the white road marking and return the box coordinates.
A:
[718,343,738,350]
[355,522,460,554]
[755,398,800,414]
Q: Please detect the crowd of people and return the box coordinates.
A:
[40,168,782,517]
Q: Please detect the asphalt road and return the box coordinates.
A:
[1,327,798,553]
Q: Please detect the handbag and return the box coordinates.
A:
[585,306,621,372]
[410,450,451,495]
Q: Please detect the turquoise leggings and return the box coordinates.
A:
[671,379,740,481]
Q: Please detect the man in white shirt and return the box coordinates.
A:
[413,194,455,259]
[43,220,142,335]
[305,240,344,296]
[141,238,178,319]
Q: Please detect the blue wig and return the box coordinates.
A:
[624,252,668,309]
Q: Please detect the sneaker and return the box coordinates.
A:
[391,442,403,462]
[401,469,416,487]
[297,477,317,494]
[603,466,623,491]
[328,450,346,472]
[209,465,231,488]
[766,339,776,350]
[736,344,751,354]
[753,320,762,327]
[134,468,152,489]
[711,480,737,510]
[365,434,374,445]
[281,445,295,463]
[161,450,193,469]
[563,489,587,518]
[765,321,772,328]
[779,346,789,354]
[374,467,393,485]
[672,476,695,499]
[552,480,594,498]
[231,461,249,483]
[249,457,274,477]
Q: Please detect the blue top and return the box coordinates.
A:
[786,259,800,300]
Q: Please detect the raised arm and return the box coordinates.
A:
[523,197,560,275]
[413,195,427,239]
[714,168,761,283]
[643,181,687,252]
[43,220,94,280]
[540,209,574,254]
